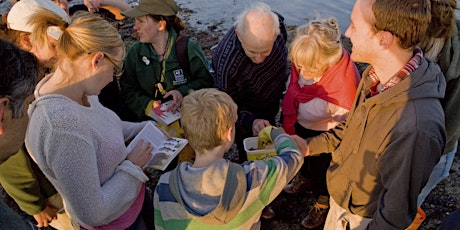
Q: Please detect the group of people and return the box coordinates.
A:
[0,0,459,230]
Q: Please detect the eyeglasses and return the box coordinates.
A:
[104,54,124,77]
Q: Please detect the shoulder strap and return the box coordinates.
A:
[176,34,191,76]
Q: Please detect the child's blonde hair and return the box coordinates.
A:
[28,7,68,55]
[289,17,342,72]
[181,88,237,153]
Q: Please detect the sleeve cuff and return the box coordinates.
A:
[116,160,149,182]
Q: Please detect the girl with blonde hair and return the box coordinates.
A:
[282,17,360,229]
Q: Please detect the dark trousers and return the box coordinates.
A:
[235,124,250,163]
[295,123,331,197]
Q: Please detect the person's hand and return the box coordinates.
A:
[290,134,310,156]
[258,126,276,149]
[33,204,58,228]
[164,90,183,113]
[84,0,103,12]
[127,140,153,167]
[252,119,271,136]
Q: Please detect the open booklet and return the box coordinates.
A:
[148,100,180,126]
[126,122,188,171]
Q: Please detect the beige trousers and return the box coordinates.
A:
[324,197,372,230]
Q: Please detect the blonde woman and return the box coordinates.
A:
[281,17,360,229]
[25,11,154,229]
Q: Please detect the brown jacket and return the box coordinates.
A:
[308,57,446,229]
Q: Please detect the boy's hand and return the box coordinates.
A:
[258,126,276,149]
[291,135,310,156]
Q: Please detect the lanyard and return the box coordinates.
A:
[155,35,175,98]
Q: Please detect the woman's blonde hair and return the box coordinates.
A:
[181,88,237,153]
[56,11,125,65]
[289,17,342,72]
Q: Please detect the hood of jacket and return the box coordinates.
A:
[169,158,247,225]
[360,56,446,108]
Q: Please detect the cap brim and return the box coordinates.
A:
[121,8,149,17]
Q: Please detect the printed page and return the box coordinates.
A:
[145,138,188,170]
[149,100,180,126]
[126,122,165,151]
[127,122,188,170]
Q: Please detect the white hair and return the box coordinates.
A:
[233,2,280,37]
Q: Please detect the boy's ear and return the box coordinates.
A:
[225,126,234,142]
[0,98,10,135]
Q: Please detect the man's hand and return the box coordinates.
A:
[291,134,310,156]
[252,119,271,136]
[33,204,58,228]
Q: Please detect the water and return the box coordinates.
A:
[176,0,460,33]
[176,0,353,33]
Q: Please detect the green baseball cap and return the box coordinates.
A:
[122,0,178,17]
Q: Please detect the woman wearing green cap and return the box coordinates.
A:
[120,0,213,124]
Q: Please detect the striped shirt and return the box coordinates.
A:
[153,132,303,229]
[368,47,423,97]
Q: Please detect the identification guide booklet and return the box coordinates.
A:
[148,100,180,126]
[127,122,188,171]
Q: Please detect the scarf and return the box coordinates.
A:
[282,49,360,134]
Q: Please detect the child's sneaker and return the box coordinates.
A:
[283,174,311,194]
[261,206,275,219]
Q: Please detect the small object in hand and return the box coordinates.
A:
[257,126,275,149]
[258,140,272,149]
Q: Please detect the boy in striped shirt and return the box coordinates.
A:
[153,88,304,229]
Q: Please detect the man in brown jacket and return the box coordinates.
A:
[293,0,446,229]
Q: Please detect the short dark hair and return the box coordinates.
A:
[372,0,431,49]
[0,39,38,118]
[148,14,185,34]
